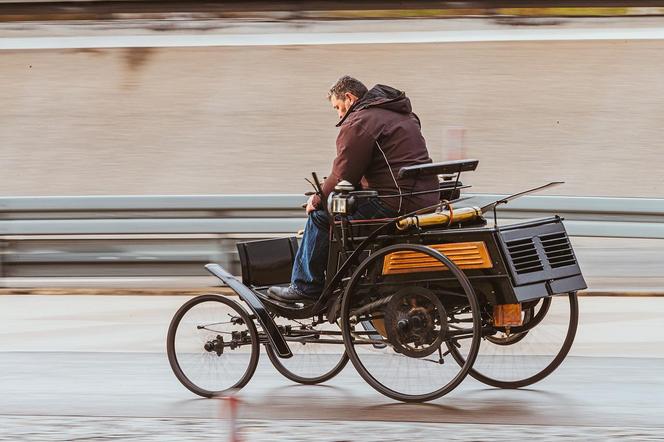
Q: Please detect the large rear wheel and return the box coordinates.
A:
[340,244,482,403]
[449,292,578,388]
[167,294,259,397]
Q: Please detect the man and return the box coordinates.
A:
[268,76,439,303]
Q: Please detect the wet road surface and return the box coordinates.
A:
[2,295,663,440]
[1,352,663,440]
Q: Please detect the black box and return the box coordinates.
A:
[237,237,299,287]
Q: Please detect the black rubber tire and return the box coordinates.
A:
[340,244,482,403]
[265,342,349,385]
[450,292,579,389]
[167,294,259,398]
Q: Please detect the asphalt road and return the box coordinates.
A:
[1,295,664,440]
[1,353,663,440]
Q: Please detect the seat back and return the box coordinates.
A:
[397,159,479,179]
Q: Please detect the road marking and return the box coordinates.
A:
[3,27,664,50]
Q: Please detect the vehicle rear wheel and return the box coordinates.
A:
[340,244,482,403]
[265,318,349,385]
[449,292,578,388]
[167,294,259,397]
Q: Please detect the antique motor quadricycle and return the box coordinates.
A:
[167,159,586,402]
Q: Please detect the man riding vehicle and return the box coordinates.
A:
[268,75,439,303]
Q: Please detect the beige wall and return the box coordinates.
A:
[2,40,663,197]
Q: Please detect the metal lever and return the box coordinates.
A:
[480,181,565,213]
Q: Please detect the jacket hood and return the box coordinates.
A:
[336,84,412,127]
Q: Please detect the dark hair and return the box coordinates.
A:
[327,75,368,101]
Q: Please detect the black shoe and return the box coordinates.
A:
[267,285,316,304]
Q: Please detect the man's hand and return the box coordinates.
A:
[305,195,317,214]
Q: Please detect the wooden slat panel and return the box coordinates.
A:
[382,241,492,275]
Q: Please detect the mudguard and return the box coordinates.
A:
[205,263,292,358]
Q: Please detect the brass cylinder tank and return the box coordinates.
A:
[396,206,482,230]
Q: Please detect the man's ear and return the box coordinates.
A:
[345,92,358,104]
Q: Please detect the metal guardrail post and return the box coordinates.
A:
[0,240,6,278]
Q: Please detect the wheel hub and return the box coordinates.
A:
[204,335,225,356]
[384,287,448,358]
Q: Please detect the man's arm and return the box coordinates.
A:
[312,120,375,209]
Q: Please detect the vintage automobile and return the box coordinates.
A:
[166,159,586,402]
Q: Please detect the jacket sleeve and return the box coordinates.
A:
[312,120,375,208]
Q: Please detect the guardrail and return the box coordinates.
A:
[2,193,663,236]
[1,193,663,283]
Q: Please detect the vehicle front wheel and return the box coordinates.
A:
[265,317,349,385]
[167,294,259,397]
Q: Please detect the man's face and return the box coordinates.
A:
[330,92,358,119]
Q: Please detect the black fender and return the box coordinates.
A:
[205,263,292,358]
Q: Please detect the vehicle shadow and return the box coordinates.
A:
[252,381,357,400]
[165,378,576,425]
[358,399,529,424]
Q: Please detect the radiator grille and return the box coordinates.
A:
[540,232,576,268]
[497,218,585,290]
[505,238,544,274]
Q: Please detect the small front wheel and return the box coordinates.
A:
[167,294,259,397]
[265,317,349,385]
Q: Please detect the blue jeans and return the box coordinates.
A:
[291,197,397,298]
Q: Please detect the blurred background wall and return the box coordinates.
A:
[2,35,663,197]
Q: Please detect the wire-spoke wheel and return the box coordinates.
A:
[449,292,578,389]
[167,294,259,397]
[265,317,349,385]
[340,244,482,403]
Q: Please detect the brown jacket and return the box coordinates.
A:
[315,84,439,214]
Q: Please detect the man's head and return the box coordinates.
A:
[327,76,368,119]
